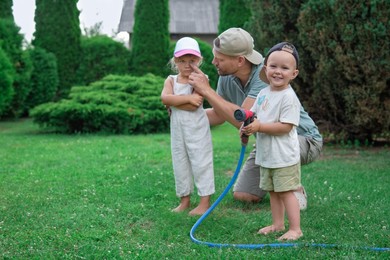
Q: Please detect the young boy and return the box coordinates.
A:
[242,42,302,240]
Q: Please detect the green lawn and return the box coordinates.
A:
[0,119,389,259]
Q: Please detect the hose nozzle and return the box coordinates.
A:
[234,109,255,146]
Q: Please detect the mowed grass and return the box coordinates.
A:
[0,119,389,259]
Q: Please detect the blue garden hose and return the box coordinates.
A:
[189,145,390,252]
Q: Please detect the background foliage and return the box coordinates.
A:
[130,0,170,77]
[245,0,390,142]
[33,0,81,99]
[0,18,32,118]
[1,0,389,142]
[0,47,14,115]
[24,47,58,111]
[218,0,251,34]
[76,35,132,86]
[31,74,169,134]
[0,0,13,19]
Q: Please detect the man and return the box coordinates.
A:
[188,28,322,209]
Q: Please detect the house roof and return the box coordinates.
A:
[118,0,219,34]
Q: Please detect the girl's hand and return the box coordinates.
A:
[189,92,203,107]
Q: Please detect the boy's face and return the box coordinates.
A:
[265,51,299,89]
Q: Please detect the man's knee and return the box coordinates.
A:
[233,191,262,203]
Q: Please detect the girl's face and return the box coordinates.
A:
[265,51,298,90]
[175,55,201,76]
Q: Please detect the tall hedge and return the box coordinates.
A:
[245,0,305,54]
[298,0,390,141]
[33,0,81,99]
[218,0,252,34]
[245,0,389,142]
[245,0,310,115]
[76,35,131,86]
[130,0,170,77]
[25,47,58,112]
[0,0,13,20]
[0,47,14,115]
[0,19,33,118]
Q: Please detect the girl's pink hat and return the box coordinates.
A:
[174,37,201,58]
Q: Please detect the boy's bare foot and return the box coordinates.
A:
[188,205,209,216]
[277,230,303,241]
[257,225,285,235]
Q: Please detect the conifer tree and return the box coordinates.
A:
[33,0,81,98]
[0,0,13,20]
[218,0,251,33]
[130,0,170,77]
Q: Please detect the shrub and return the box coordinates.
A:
[0,47,14,115]
[245,0,389,142]
[298,0,390,141]
[33,0,81,98]
[130,0,170,77]
[218,0,252,33]
[0,18,33,118]
[76,36,131,86]
[30,74,169,134]
[24,47,58,112]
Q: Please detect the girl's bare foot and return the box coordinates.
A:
[188,205,209,216]
[189,195,210,216]
[257,225,285,235]
[277,230,303,241]
[171,203,190,212]
[171,196,190,212]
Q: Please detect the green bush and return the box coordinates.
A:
[197,40,218,91]
[130,0,170,77]
[298,0,390,141]
[0,47,14,115]
[30,74,169,134]
[25,47,58,112]
[33,0,81,98]
[0,0,12,20]
[218,0,252,33]
[245,0,389,142]
[76,36,131,86]
[0,18,33,118]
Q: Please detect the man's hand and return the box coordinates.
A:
[189,64,211,97]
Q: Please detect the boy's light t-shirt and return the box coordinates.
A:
[252,86,301,168]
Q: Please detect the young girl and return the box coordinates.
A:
[242,42,302,240]
[161,37,214,216]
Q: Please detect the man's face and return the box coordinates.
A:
[212,49,240,76]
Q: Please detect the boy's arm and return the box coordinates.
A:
[242,121,293,136]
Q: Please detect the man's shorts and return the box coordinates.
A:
[232,136,322,198]
[260,163,301,192]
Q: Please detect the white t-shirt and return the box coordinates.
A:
[251,86,301,168]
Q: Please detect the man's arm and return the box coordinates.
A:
[189,65,255,128]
